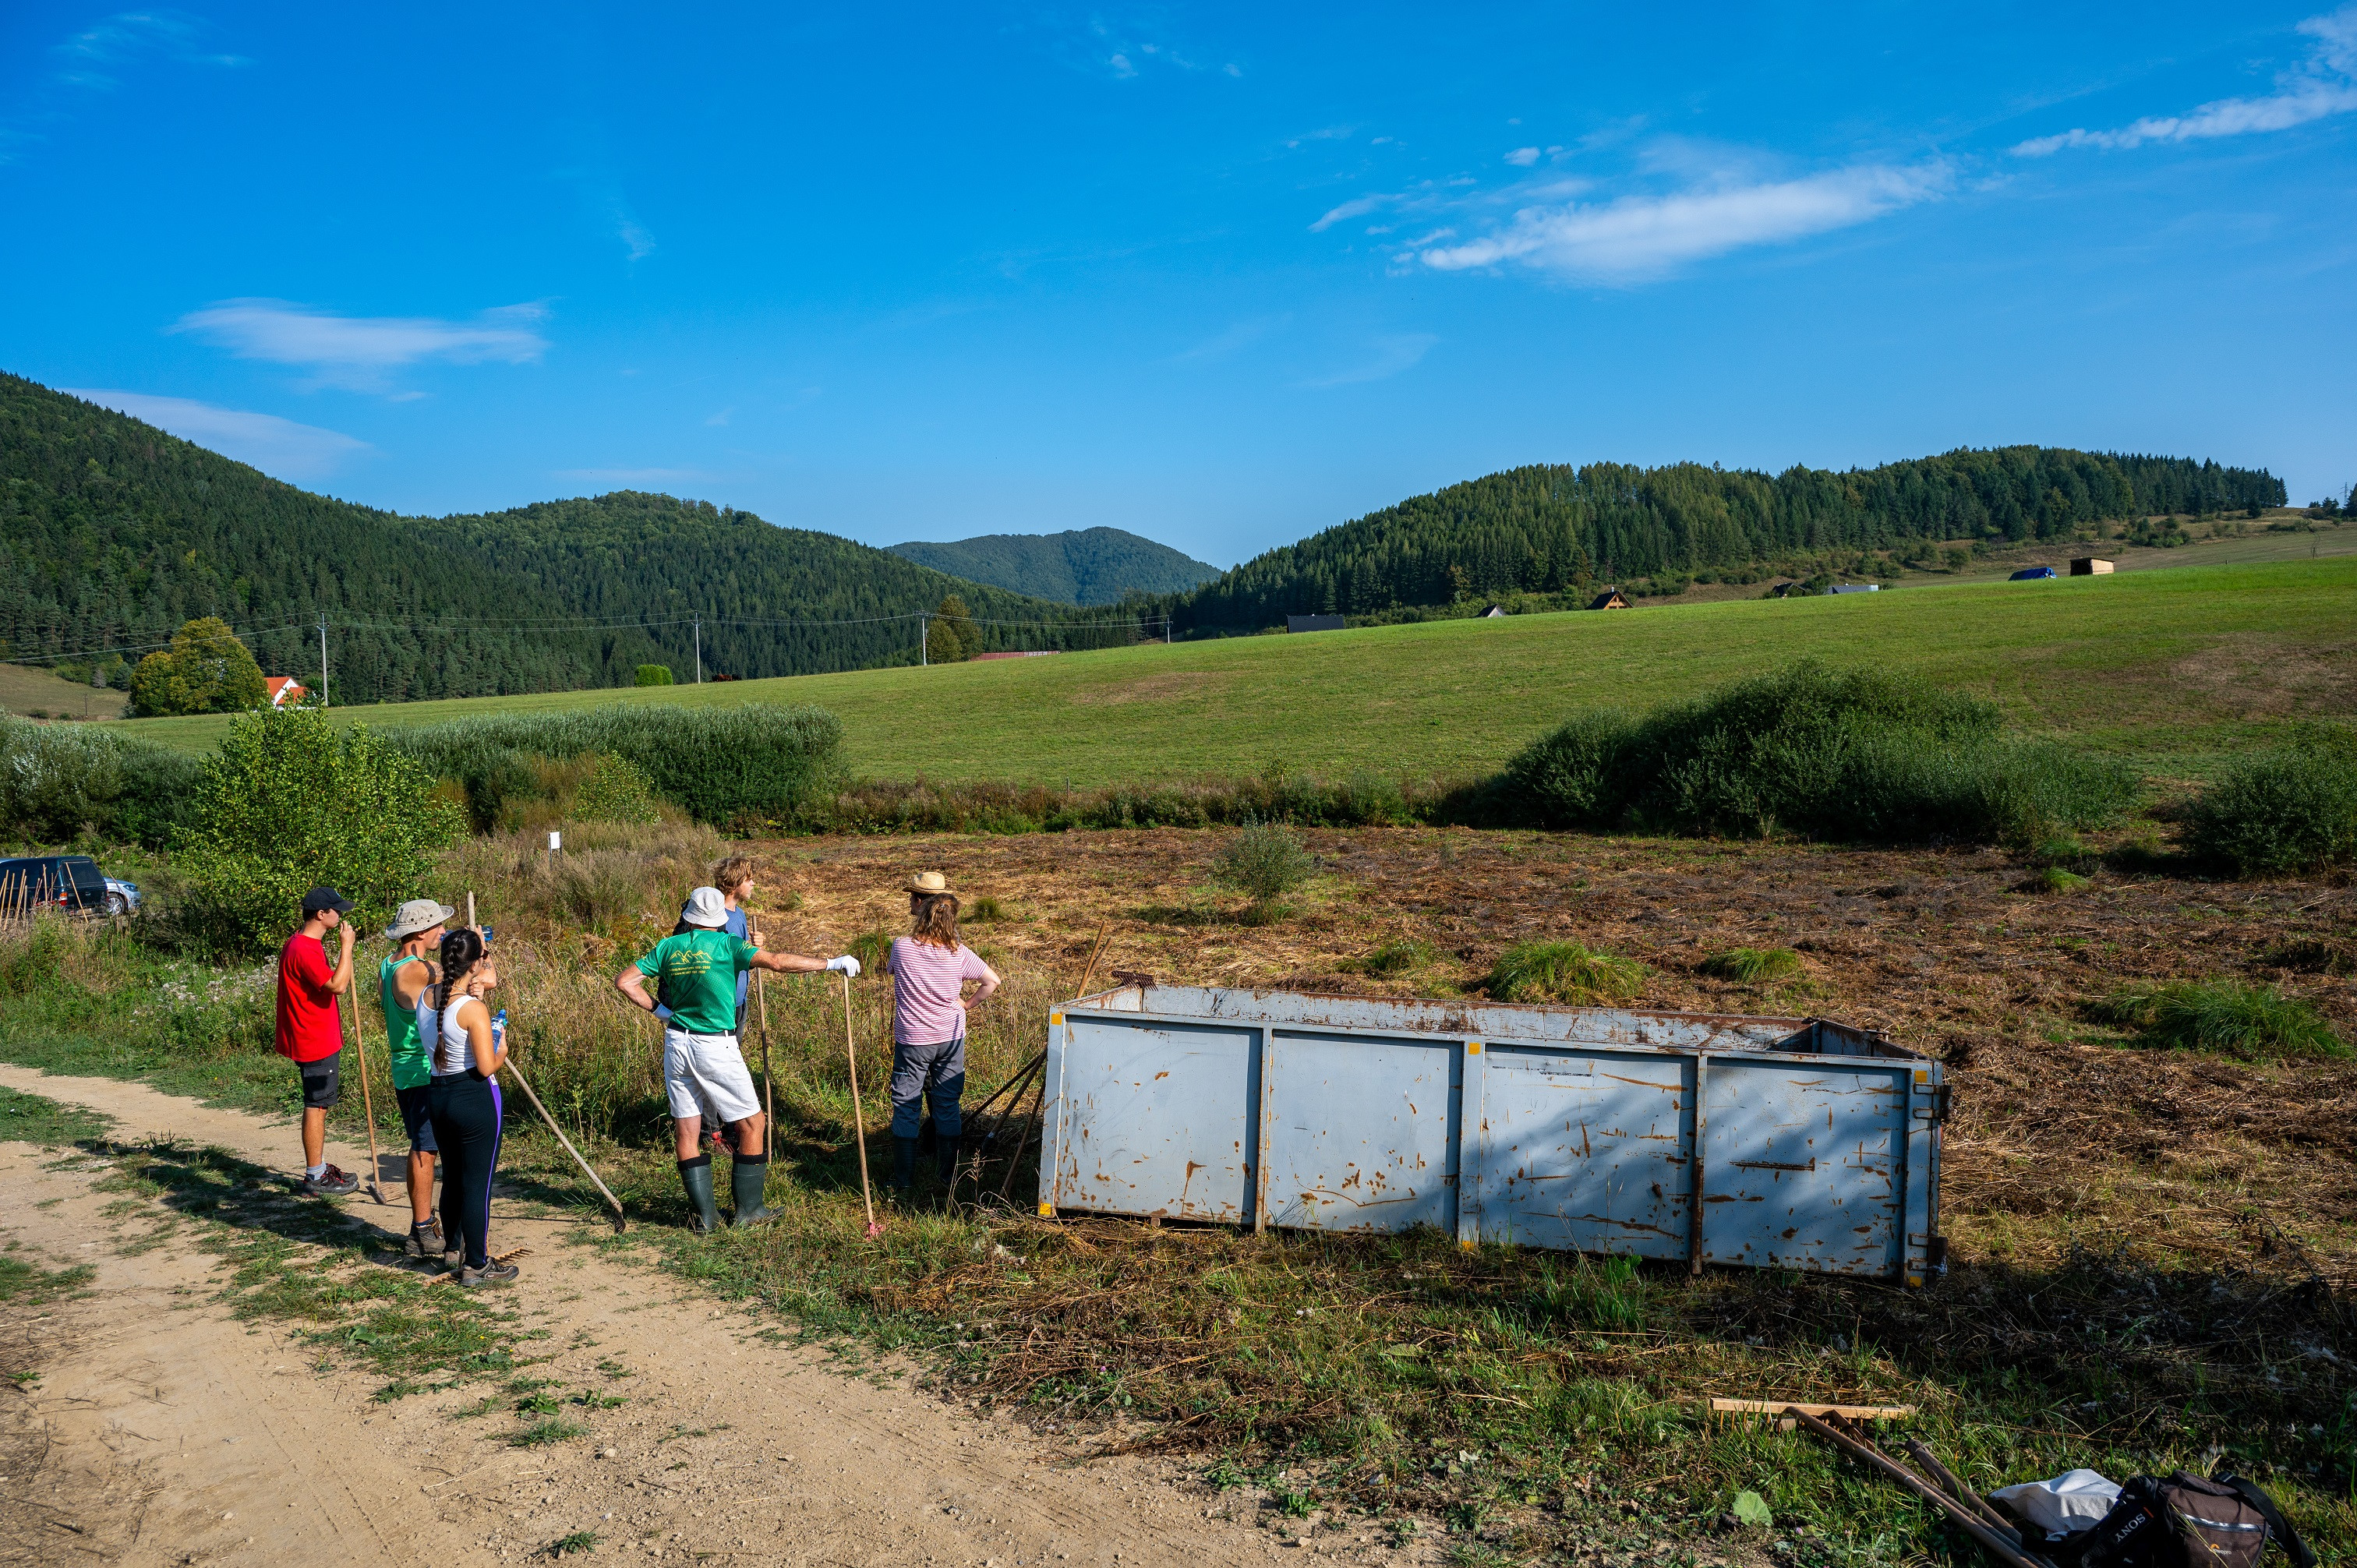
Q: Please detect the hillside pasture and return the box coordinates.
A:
[117,557,2357,783]
[0,662,129,719]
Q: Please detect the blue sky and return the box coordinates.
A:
[2,5,2352,569]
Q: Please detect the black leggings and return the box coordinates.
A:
[426,1072,504,1269]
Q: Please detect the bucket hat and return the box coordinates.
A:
[384,899,456,940]
[680,886,730,928]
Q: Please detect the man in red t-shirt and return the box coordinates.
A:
[277,886,360,1196]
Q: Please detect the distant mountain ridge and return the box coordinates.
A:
[887,526,1220,606]
[0,373,1122,704]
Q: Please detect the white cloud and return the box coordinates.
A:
[65,390,369,482]
[1415,162,1949,281]
[1302,334,1436,389]
[171,298,549,391]
[1309,193,1390,232]
[1173,315,1290,363]
[617,214,656,261]
[1504,146,1541,167]
[2014,5,2357,155]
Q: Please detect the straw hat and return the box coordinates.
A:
[384,899,456,940]
[905,871,956,897]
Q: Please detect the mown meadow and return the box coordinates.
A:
[114,556,2357,783]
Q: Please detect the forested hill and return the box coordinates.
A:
[0,374,1108,704]
[1165,447,2286,632]
[887,527,1221,605]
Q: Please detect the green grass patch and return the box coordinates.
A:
[1358,939,1438,977]
[1488,941,1646,1005]
[1697,946,1801,984]
[508,1417,589,1448]
[0,1084,111,1146]
[545,1531,600,1557]
[2183,729,2357,877]
[115,557,2357,785]
[2091,980,2348,1061]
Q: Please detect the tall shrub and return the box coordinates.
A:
[0,716,201,847]
[386,702,843,829]
[174,708,465,955]
[127,616,268,716]
[2182,731,2357,877]
[1500,662,2137,844]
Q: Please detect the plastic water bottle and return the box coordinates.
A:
[492,1008,507,1055]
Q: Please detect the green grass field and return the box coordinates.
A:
[0,662,128,719]
[117,556,2357,783]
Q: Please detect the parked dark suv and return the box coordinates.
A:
[0,855,122,916]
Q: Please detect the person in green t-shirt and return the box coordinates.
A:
[382,898,456,1260]
[616,885,860,1231]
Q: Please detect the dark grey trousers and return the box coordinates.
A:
[889,1036,965,1138]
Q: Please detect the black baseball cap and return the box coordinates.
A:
[301,886,354,916]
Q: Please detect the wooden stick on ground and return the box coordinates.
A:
[842,973,880,1238]
[1786,1409,2049,1568]
[342,963,387,1205]
[502,1054,629,1233]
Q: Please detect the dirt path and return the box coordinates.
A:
[0,1065,1384,1568]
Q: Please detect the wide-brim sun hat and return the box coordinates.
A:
[680,886,730,928]
[905,871,956,897]
[384,899,457,940]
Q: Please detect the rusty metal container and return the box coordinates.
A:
[1037,986,1945,1284]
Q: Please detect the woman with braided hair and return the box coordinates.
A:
[419,926,515,1286]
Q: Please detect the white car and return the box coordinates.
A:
[103,876,141,916]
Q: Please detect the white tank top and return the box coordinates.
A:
[424,988,481,1076]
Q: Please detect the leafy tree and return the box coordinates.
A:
[927,595,978,663]
[127,617,267,716]
[173,708,465,955]
[634,664,673,687]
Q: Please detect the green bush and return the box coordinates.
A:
[387,702,843,831]
[173,708,466,955]
[1501,662,2138,844]
[1698,946,1801,984]
[634,665,673,687]
[0,715,201,847]
[1210,822,1316,911]
[2092,980,2347,1061]
[2182,732,2357,877]
[1489,941,1645,1005]
[569,753,663,825]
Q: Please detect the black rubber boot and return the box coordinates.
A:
[936,1135,962,1188]
[730,1152,778,1227]
[677,1153,722,1233]
[890,1136,917,1193]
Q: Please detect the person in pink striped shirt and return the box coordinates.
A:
[885,871,1000,1193]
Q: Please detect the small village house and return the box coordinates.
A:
[262,676,306,708]
[1587,588,1629,610]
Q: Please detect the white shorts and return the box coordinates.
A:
[662,1029,762,1125]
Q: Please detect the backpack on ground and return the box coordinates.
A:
[2075,1470,2313,1568]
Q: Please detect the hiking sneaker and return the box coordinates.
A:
[405,1219,446,1259]
[458,1259,520,1288]
[300,1165,360,1197]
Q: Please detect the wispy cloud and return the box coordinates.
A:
[1081,16,1233,79]
[1172,315,1291,363]
[171,299,549,392]
[64,390,368,481]
[1504,146,1542,167]
[2014,5,2357,155]
[616,211,657,261]
[2,12,246,162]
[1302,334,1436,389]
[1415,162,1949,282]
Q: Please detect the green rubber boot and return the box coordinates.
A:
[677,1154,722,1234]
[730,1152,778,1227]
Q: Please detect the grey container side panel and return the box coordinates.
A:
[1260,1031,1459,1234]
[1051,1017,1259,1223]
[1472,1046,1694,1260]
[1147,988,1807,1053]
[1697,1058,1906,1276]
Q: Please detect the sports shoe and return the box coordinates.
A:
[458,1259,520,1287]
[405,1218,446,1259]
[300,1165,360,1197]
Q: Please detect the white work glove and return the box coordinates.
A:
[825,955,862,977]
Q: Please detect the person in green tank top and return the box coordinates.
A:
[383,899,456,1260]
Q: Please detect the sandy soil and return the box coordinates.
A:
[0,1065,1403,1568]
